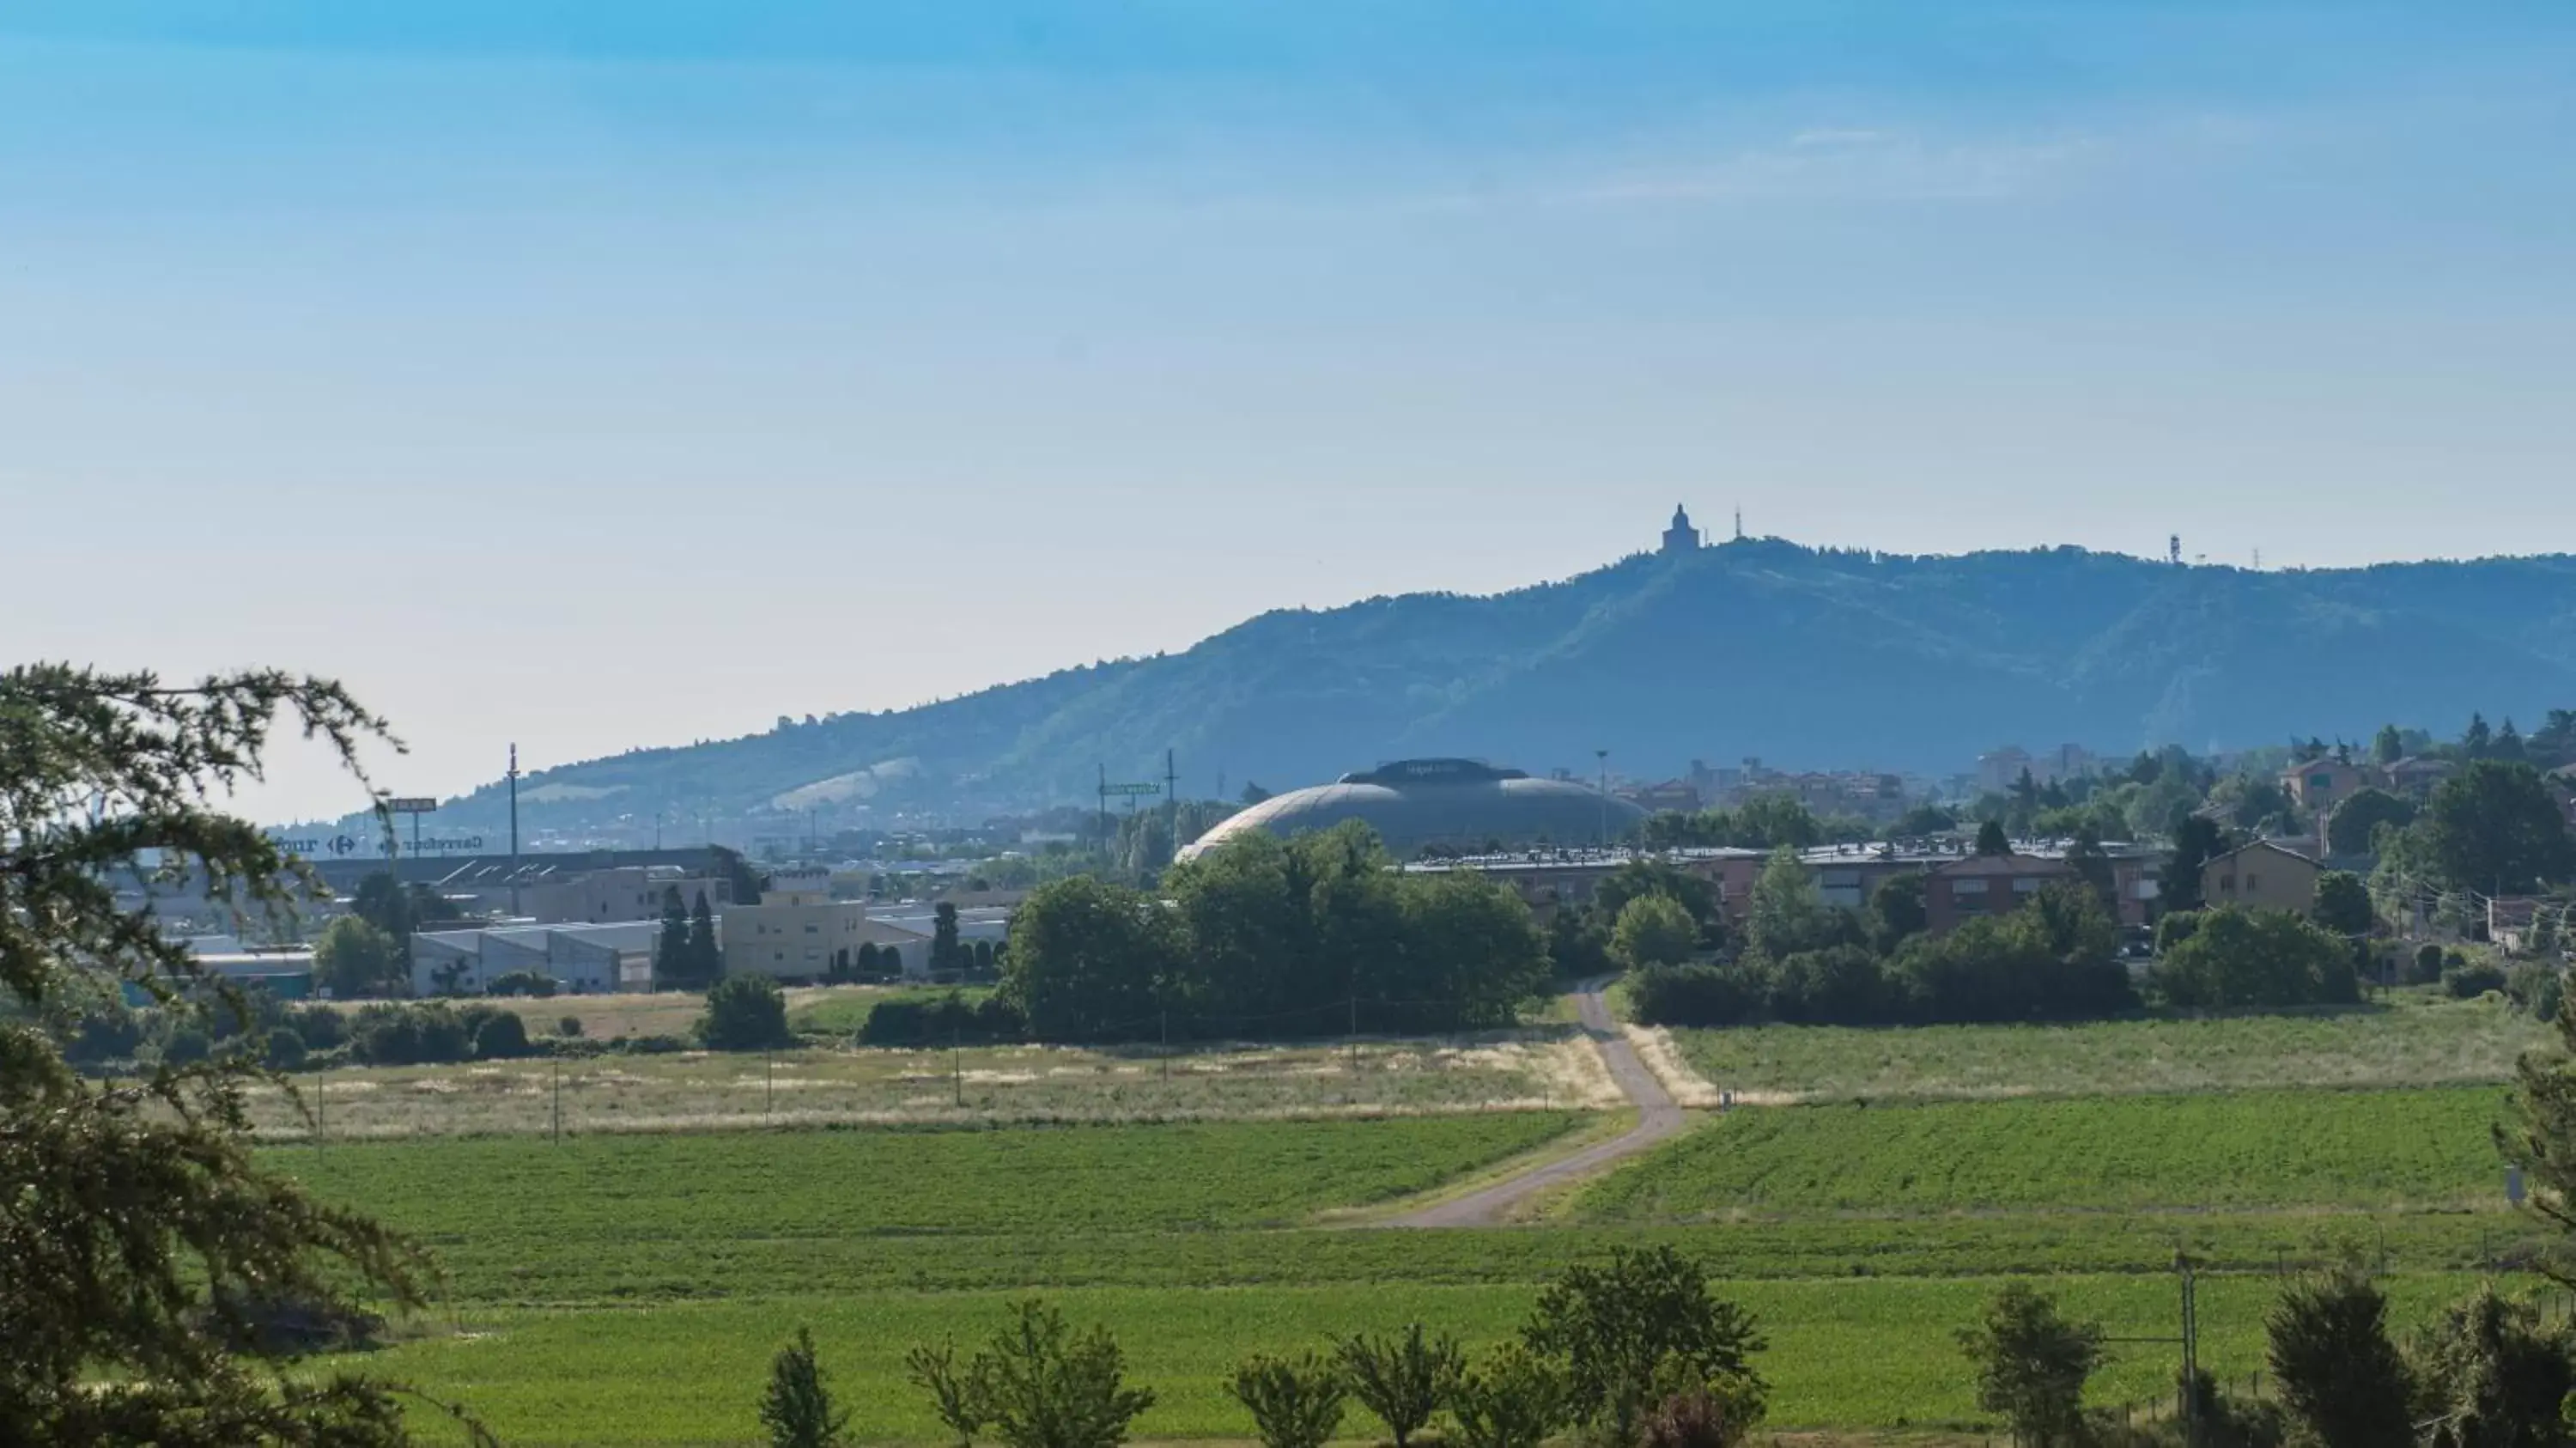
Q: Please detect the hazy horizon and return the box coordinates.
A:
[9,3,2573,818]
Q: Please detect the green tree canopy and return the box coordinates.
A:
[1612,895,1699,972]
[1521,1246,1766,1448]
[2314,871,2375,940]
[0,664,477,1446]
[313,915,404,1000]
[2328,788,2418,858]
[2415,760,2576,893]
[2149,905,2360,1010]
[1744,847,1838,964]
[697,975,793,1051]
[2160,815,2230,914]
[1954,1285,2103,1448]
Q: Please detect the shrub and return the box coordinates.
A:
[1334,1323,1461,1448]
[557,1015,584,1037]
[1230,1353,1346,1448]
[1956,1284,2103,1448]
[2265,1267,2412,1448]
[760,1326,850,1448]
[699,976,795,1052]
[2446,960,2510,999]
[2506,963,2565,1020]
[2148,907,2360,1010]
[283,1003,348,1050]
[2412,942,2448,985]
[261,1026,307,1072]
[471,1009,532,1060]
[1628,963,1768,1028]
[161,1026,210,1066]
[620,1033,690,1055]
[1766,945,1888,1025]
[1522,1246,1766,1448]
[485,970,558,998]
[1446,1344,1570,1448]
[347,1002,473,1066]
[860,992,1024,1048]
[907,1300,1155,1448]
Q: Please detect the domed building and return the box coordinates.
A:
[1179,758,1648,862]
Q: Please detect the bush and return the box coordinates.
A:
[619,1033,690,1055]
[2446,959,2510,999]
[471,1009,532,1060]
[905,1299,1155,1448]
[1522,1245,1766,1448]
[2147,907,2359,1011]
[2411,942,2448,985]
[261,1026,307,1072]
[2506,963,2565,1020]
[1230,1354,1346,1448]
[1334,1323,1461,1448]
[1446,1344,1570,1448]
[1766,945,1888,1025]
[699,976,794,1052]
[557,1015,584,1037]
[347,1002,475,1066]
[760,1325,850,1448]
[860,991,1025,1048]
[485,970,558,998]
[1628,963,1769,1028]
[283,1003,348,1050]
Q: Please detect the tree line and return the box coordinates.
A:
[998,821,1552,1042]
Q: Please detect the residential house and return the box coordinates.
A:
[2379,756,2457,797]
[2280,757,2370,815]
[1923,853,2078,935]
[2200,841,2322,916]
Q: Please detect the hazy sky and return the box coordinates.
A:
[6,3,2573,820]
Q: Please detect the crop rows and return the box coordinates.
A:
[1572,1086,2513,1221]
[1665,994,2544,1105]
[361,1274,2506,1445]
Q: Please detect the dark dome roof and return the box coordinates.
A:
[1180,758,1647,861]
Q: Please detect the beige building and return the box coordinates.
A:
[2201,841,2321,916]
[720,882,931,982]
[505,865,727,926]
[2280,757,2369,815]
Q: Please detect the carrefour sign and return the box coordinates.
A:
[266,831,489,859]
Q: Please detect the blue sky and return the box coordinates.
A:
[5,3,2572,818]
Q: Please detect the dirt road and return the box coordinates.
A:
[1385,976,1687,1227]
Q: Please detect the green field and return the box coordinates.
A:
[287,1078,2552,1445]
[284,1113,1583,1255]
[1572,1086,2515,1221]
[1661,994,2545,1104]
[364,1275,2499,1445]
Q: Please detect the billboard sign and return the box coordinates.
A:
[1100,782,1161,797]
[386,797,439,814]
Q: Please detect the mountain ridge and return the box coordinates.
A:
[419,540,2576,833]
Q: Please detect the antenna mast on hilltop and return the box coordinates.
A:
[1734,507,1745,542]
[2168,535,2183,566]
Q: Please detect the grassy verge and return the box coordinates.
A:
[250,1030,1612,1138]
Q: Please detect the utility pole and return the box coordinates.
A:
[507,743,522,917]
[1165,748,1179,861]
[1595,748,1611,849]
[550,1056,562,1144]
[1097,764,1109,854]
[2178,1254,2200,1447]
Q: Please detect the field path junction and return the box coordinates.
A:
[1385,975,1686,1227]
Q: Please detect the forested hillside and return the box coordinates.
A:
[429,541,2576,830]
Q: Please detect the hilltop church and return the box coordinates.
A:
[1662,505,1702,556]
